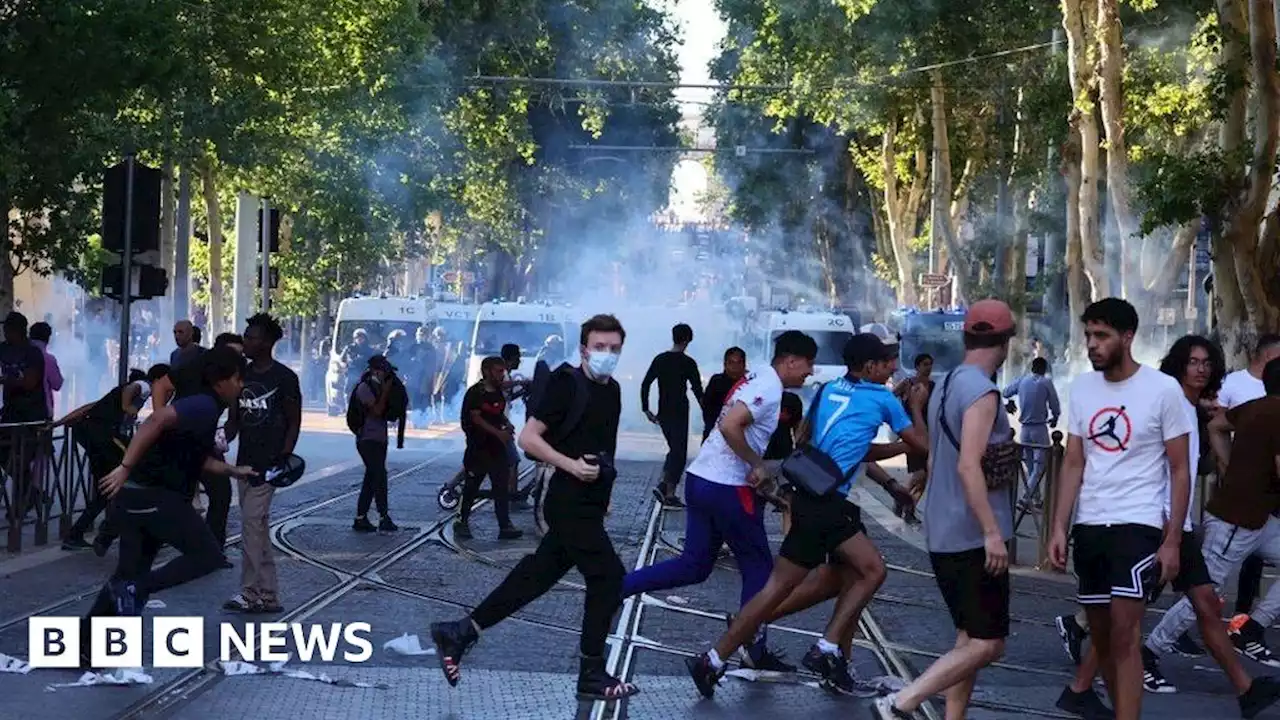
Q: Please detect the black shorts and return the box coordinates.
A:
[906,452,927,473]
[930,548,1011,640]
[1170,527,1212,594]
[779,493,865,570]
[1073,524,1163,605]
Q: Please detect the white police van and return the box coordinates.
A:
[748,306,858,404]
[325,295,437,411]
[465,300,576,387]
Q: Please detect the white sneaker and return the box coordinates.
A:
[873,694,912,719]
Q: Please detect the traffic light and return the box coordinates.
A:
[101,265,169,301]
[102,160,162,253]
[256,208,281,252]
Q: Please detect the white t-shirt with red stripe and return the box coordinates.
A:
[686,367,783,487]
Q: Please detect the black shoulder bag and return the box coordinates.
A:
[779,383,859,498]
[936,370,1021,491]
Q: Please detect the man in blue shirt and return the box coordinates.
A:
[1003,356,1060,506]
[688,332,928,698]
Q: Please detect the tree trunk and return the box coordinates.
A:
[930,71,969,305]
[1096,0,1142,297]
[1063,0,1110,299]
[199,159,225,337]
[1063,129,1087,357]
[1143,220,1201,302]
[882,116,920,307]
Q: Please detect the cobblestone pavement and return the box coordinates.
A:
[0,428,1275,719]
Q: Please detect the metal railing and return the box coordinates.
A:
[1,422,96,553]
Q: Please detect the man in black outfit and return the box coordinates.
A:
[431,314,639,701]
[641,322,704,507]
[701,346,746,442]
[456,356,522,541]
[0,312,48,512]
[57,365,168,553]
[80,347,255,666]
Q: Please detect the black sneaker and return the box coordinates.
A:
[62,536,92,551]
[1142,646,1176,693]
[92,534,113,557]
[742,640,796,674]
[685,653,722,698]
[1241,676,1280,719]
[1056,614,1088,666]
[1056,685,1115,719]
[378,517,399,532]
[577,656,640,701]
[1172,631,1205,658]
[453,521,473,540]
[108,579,140,616]
[1231,617,1280,667]
[800,645,878,698]
[430,619,478,687]
[497,526,523,540]
[353,516,376,533]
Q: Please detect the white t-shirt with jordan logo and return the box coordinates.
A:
[1068,365,1192,529]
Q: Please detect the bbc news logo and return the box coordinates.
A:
[28,618,373,668]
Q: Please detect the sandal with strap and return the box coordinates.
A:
[577,673,640,701]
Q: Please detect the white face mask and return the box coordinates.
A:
[586,350,620,378]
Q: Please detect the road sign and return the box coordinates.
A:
[1157,307,1177,326]
[442,270,476,284]
[461,271,476,283]
[1185,306,1198,320]
[919,273,950,289]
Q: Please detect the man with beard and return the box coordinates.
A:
[1046,299,1192,720]
[1055,336,1280,719]
[224,314,301,614]
[79,347,255,667]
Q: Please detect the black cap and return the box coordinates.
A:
[3,311,28,332]
[843,332,897,367]
[368,354,395,372]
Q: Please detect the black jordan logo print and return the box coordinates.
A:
[1087,406,1131,452]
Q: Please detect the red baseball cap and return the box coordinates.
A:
[963,299,1016,337]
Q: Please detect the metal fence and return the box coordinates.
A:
[0,421,95,553]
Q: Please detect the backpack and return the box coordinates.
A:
[524,363,592,461]
[524,359,554,423]
[345,382,367,435]
[346,375,410,449]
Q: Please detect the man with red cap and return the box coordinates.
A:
[876,299,1021,720]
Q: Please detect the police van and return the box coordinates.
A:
[325,295,437,411]
[748,306,860,403]
[465,300,577,387]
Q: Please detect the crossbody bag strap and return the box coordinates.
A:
[937,370,962,452]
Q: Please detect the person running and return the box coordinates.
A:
[688,331,926,698]
[1003,356,1061,508]
[701,346,747,442]
[455,356,522,541]
[1046,298,1192,720]
[623,331,818,675]
[430,314,638,700]
[873,300,1019,719]
[224,314,301,614]
[500,343,530,502]
[1056,336,1280,719]
[641,323,705,506]
[57,365,167,553]
[1217,334,1280,625]
[79,347,255,667]
[350,355,399,532]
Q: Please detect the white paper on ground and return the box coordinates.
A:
[383,633,435,656]
[664,595,689,605]
[217,659,388,689]
[145,599,166,609]
[45,668,153,691]
[0,654,32,674]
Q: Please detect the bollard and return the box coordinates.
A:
[1038,430,1065,570]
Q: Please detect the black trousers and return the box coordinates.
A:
[81,487,225,643]
[471,500,624,657]
[658,412,689,490]
[1238,554,1266,614]
[200,474,231,547]
[356,439,389,517]
[461,452,511,527]
[68,430,125,539]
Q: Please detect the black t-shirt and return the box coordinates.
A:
[702,372,738,431]
[236,360,301,471]
[764,391,803,460]
[641,350,703,417]
[0,341,47,422]
[84,381,149,438]
[130,393,223,496]
[535,368,621,513]
[461,382,509,461]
